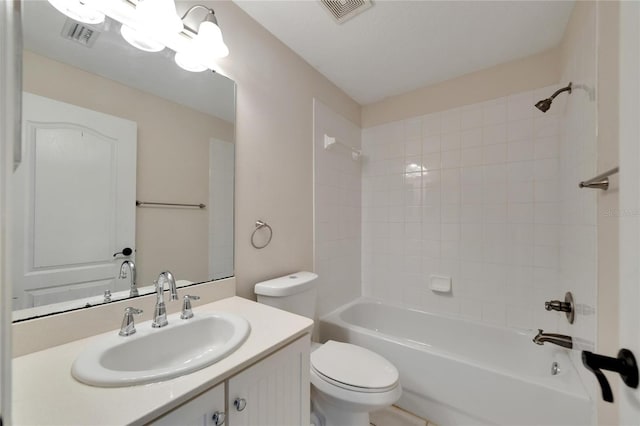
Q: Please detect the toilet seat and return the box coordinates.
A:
[311,340,399,393]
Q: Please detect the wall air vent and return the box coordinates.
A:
[319,0,373,24]
[61,19,100,47]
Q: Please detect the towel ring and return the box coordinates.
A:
[251,220,273,249]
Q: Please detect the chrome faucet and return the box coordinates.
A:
[152,271,179,328]
[119,260,138,297]
[533,329,573,349]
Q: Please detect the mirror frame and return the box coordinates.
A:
[1,0,22,422]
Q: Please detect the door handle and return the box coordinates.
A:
[113,247,133,257]
[582,349,639,403]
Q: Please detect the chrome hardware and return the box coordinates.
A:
[180,295,200,319]
[119,307,143,336]
[533,329,573,349]
[211,411,226,425]
[119,260,138,297]
[545,291,575,324]
[579,166,619,191]
[152,271,179,328]
[551,361,560,375]
[251,220,273,249]
[233,397,247,412]
[103,289,112,303]
[136,200,206,209]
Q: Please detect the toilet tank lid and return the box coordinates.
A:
[254,271,318,297]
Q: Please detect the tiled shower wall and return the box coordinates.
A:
[361,87,568,330]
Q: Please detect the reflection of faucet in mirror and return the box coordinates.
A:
[152,271,179,328]
[119,260,138,297]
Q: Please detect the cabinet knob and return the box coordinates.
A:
[233,397,247,412]
[211,411,226,425]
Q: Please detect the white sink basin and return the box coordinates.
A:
[71,311,250,387]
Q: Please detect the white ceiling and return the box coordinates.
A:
[234,0,575,105]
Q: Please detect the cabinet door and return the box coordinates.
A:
[228,335,310,426]
[150,382,225,426]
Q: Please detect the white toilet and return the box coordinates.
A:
[254,272,401,426]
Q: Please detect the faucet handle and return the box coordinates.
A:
[544,292,575,324]
[119,307,143,336]
[180,295,200,320]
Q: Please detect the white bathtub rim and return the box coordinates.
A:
[323,296,534,336]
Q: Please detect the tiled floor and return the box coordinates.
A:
[370,406,435,426]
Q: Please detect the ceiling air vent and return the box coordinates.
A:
[319,0,373,24]
[61,19,100,47]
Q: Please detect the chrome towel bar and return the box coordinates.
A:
[579,167,619,190]
[136,201,206,209]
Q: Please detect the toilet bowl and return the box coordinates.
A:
[310,340,402,426]
[254,272,402,426]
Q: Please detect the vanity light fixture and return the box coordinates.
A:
[46,0,229,72]
[47,0,105,25]
[174,6,229,73]
[120,0,183,53]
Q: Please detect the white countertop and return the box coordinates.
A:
[12,296,314,425]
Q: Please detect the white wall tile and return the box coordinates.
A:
[359,86,572,331]
[441,132,461,152]
[483,124,507,145]
[422,112,441,137]
[460,105,483,130]
[441,109,461,133]
[461,128,483,148]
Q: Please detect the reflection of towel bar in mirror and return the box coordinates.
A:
[136,201,206,209]
[579,167,619,190]
[324,134,362,161]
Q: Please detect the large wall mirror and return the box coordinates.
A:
[12,1,235,321]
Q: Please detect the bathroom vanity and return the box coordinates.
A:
[12,296,313,425]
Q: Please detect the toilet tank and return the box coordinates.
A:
[254,272,318,319]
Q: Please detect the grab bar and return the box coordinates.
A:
[579,167,619,190]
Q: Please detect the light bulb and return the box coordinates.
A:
[120,25,165,52]
[174,51,207,73]
[196,20,229,59]
[121,0,183,53]
[48,0,105,25]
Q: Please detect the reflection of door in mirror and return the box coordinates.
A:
[209,139,234,280]
[12,93,136,310]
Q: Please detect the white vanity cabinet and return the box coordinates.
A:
[150,335,310,426]
[151,383,225,426]
[227,335,310,426]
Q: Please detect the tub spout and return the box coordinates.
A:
[533,329,573,349]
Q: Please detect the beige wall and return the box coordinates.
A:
[196,1,361,298]
[361,48,562,128]
[594,1,620,424]
[23,50,234,286]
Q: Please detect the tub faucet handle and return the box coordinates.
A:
[544,292,575,324]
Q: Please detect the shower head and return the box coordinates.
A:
[534,82,572,113]
[535,98,553,113]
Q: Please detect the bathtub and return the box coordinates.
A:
[319,299,593,426]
